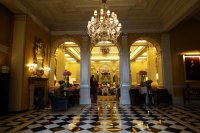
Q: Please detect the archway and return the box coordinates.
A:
[49,36,81,95]
[130,38,163,88]
[90,42,120,102]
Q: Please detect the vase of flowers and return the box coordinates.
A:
[35,69,44,77]
[139,70,147,87]
[63,70,71,87]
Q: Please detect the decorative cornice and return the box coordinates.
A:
[0,44,9,53]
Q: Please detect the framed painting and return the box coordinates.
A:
[183,55,200,81]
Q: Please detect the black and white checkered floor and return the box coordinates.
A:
[0,102,200,133]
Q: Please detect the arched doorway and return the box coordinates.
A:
[49,36,81,95]
[130,39,163,88]
[90,42,120,102]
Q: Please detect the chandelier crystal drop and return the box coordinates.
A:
[87,0,122,45]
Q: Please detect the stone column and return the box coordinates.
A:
[80,35,91,104]
[49,52,56,87]
[9,15,26,111]
[147,46,157,82]
[56,49,65,81]
[120,34,131,104]
[161,34,173,97]
[157,52,164,86]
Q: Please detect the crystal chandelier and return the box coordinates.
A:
[87,0,122,45]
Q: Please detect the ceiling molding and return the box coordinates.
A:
[1,0,200,33]
[161,0,200,31]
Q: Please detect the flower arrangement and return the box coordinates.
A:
[139,70,147,87]
[63,70,71,76]
[139,70,147,75]
[63,70,71,87]
[35,69,44,77]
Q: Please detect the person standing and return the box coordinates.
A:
[93,79,98,103]
[90,75,95,103]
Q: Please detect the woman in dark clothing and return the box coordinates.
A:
[90,75,95,103]
[93,80,98,103]
[90,75,98,103]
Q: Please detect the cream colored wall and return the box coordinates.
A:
[131,61,147,84]
[65,62,80,84]
[55,49,80,84]
[147,46,157,82]
[55,49,65,82]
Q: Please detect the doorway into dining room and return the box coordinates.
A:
[90,41,120,102]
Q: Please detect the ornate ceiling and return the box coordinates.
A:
[1,0,200,34]
[1,0,200,61]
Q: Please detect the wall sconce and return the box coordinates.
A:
[27,64,50,78]
[44,67,51,77]
[27,63,38,76]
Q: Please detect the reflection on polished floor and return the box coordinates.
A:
[0,101,200,133]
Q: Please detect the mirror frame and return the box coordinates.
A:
[33,37,46,68]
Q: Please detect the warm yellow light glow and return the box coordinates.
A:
[27,63,37,68]
[87,0,122,45]
[91,56,119,60]
[64,42,76,45]
[66,58,75,61]
[135,40,147,43]
[142,52,147,56]
[130,46,144,59]
[69,60,77,63]
[137,56,147,59]
[98,41,112,44]
[65,54,70,57]
[184,55,200,57]
[68,48,80,59]
[156,73,159,80]
[99,61,111,62]
[45,67,50,71]
[135,60,143,62]
[180,51,200,55]
[146,77,148,80]
[54,74,57,80]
